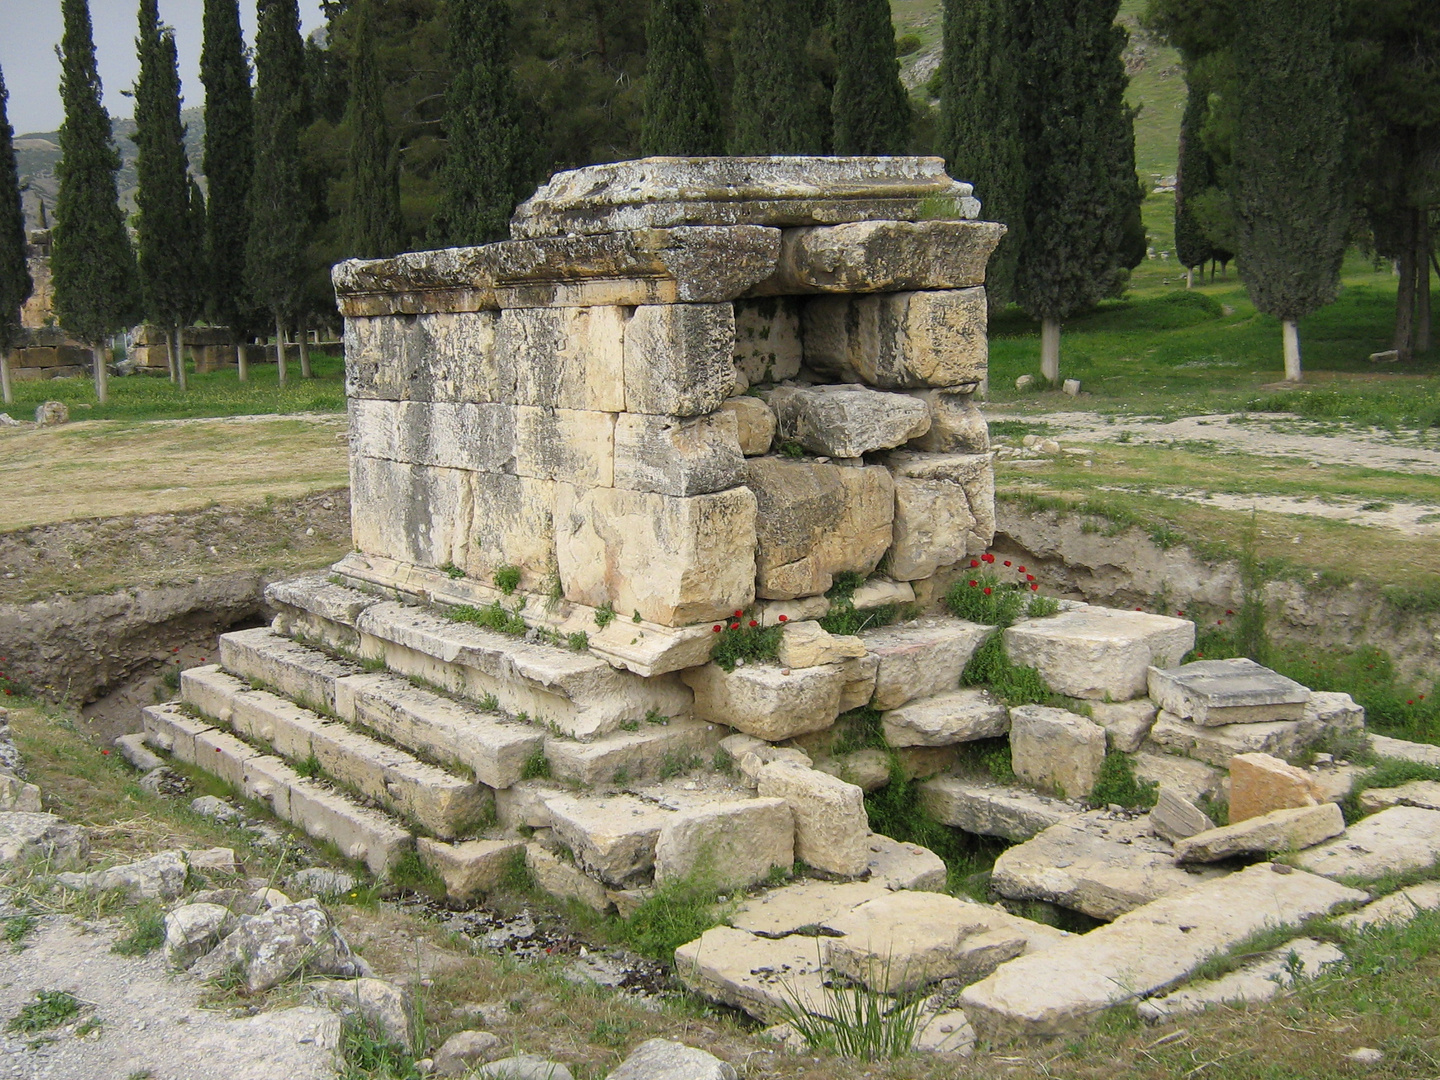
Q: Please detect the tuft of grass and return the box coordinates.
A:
[493,565,521,595]
[385,850,447,901]
[337,1014,420,1080]
[112,907,167,956]
[450,601,527,637]
[832,706,886,756]
[1089,752,1159,809]
[441,563,465,580]
[961,635,1053,706]
[294,753,324,779]
[777,963,926,1061]
[566,631,590,652]
[954,736,1017,784]
[615,872,729,963]
[818,602,901,637]
[520,747,551,780]
[7,990,81,1033]
[593,601,616,629]
[709,613,783,672]
[3,913,37,949]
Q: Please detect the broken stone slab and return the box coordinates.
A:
[545,719,722,787]
[1148,658,1311,726]
[775,621,868,669]
[959,863,1367,1039]
[57,850,189,900]
[1130,750,1224,804]
[1004,608,1194,702]
[1174,803,1346,863]
[1335,881,1440,931]
[1088,700,1159,754]
[433,1030,504,1077]
[654,797,794,889]
[163,902,240,969]
[802,289,988,389]
[862,617,992,711]
[1145,706,1361,770]
[307,978,412,1047]
[609,1039,738,1080]
[731,878,894,937]
[684,662,844,741]
[472,1056,575,1080]
[624,303,737,417]
[770,384,931,458]
[882,688,1009,747]
[918,776,1079,842]
[1369,734,1440,767]
[882,452,995,580]
[1295,805,1440,881]
[1358,779,1440,814]
[812,748,892,791]
[0,770,41,812]
[718,396,776,456]
[525,843,613,913]
[756,761,870,877]
[1230,752,1324,823]
[1009,706,1107,801]
[285,868,359,898]
[509,156,978,239]
[544,792,673,885]
[613,411,746,497]
[219,626,364,715]
[195,899,368,993]
[850,577,916,610]
[913,1008,977,1055]
[905,388,990,454]
[1148,788,1215,843]
[992,812,1223,921]
[1137,938,1346,1022]
[418,838,526,903]
[837,653,880,712]
[752,219,1002,295]
[866,833,948,890]
[115,732,166,772]
[675,925,831,1022]
[747,457,894,599]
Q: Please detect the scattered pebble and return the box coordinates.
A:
[1346,1048,1384,1066]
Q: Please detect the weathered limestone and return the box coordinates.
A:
[1146,705,1363,770]
[1336,882,1440,931]
[544,793,673,885]
[1295,805,1440,880]
[746,457,894,599]
[904,389,989,454]
[466,474,557,590]
[732,298,803,385]
[882,688,1008,747]
[684,662,844,741]
[813,749,892,791]
[756,761,869,876]
[865,833,948,890]
[1148,658,1311,726]
[609,1040,738,1080]
[1148,788,1215,843]
[1370,734,1440,767]
[623,303,736,417]
[802,289,988,388]
[755,219,1002,295]
[349,456,474,571]
[675,926,829,1023]
[513,407,615,486]
[775,621,867,668]
[525,843,613,913]
[919,776,1079,842]
[653,797,794,888]
[1005,608,1194,702]
[1130,751,1224,804]
[343,310,507,401]
[730,878,891,936]
[770,384,930,458]
[1009,706,1107,800]
[1137,938,1346,1022]
[1229,753,1324,823]
[613,411,745,496]
[219,627,363,715]
[545,720,721,787]
[960,864,1367,1038]
[349,399,518,472]
[0,812,88,869]
[1357,779,1440,814]
[0,771,41,813]
[851,577,915,610]
[863,617,992,710]
[500,305,626,412]
[417,838,526,902]
[717,395,776,456]
[1088,700,1159,754]
[164,903,239,970]
[1173,803,1346,863]
[883,451,995,579]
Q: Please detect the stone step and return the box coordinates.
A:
[1370,734,1440,767]
[958,863,1367,1039]
[182,666,489,839]
[918,775,1079,841]
[220,627,366,715]
[860,617,992,711]
[543,719,723,787]
[1146,692,1364,769]
[141,703,411,876]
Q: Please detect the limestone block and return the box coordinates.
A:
[1295,806,1440,880]
[905,389,990,454]
[863,618,992,710]
[770,384,930,458]
[1138,937,1347,1021]
[653,797,794,888]
[718,396,776,456]
[1174,803,1345,863]
[546,720,722,787]
[433,1031,504,1077]
[555,484,756,625]
[0,812,89,870]
[758,220,1002,294]
[625,304,736,417]
[500,305,626,412]
[1146,708,1361,770]
[883,452,995,580]
[344,310,509,402]
[164,903,239,970]
[1369,734,1440,767]
[675,926,829,1023]
[216,630,362,715]
[1336,882,1440,931]
[993,813,1220,921]
[883,688,1009,747]
[1130,751,1224,804]
[285,776,413,876]
[524,843,613,913]
[732,297,803,385]
[1147,658,1311,726]
[918,776,1078,841]
[730,879,892,937]
[801,288,987,389]
[1148,788,1215,843]
[267,575,382,633]
[349,399,517,473]
[756,761,869,877]
[913,1010,977,1055]
[960,864,1366,1039]
[417,838,526,902]
[747,457,894,599]
[776,621,867,668]
[1005,608,1195,702]
[609,1040,738,1080]
[494,781,560,831]
[613,411,746,496]
[895,745,960,781]
[545,792,672,885]
[1089,700,1159,754]
[0,771,41,812]
[1010,706,1107,800]
[1358,780,1440,814]
[851,577,915,610]
[350,456,472,571]
[865,833,947,890]
[1229,753,1324,823]
[465,473,555,592]
[684,662,844,741]
[514,406,615,486]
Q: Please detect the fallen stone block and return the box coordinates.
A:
[1174,803,1346,863]
[775,621,868,669]
[545,793,672,885]
[865,833,948,890]
[675,925,829,1023]
[756,761,869,877]
[525,843,613,913]
[164,902,239,969]
[195,899,367,993]
[1147,658,1310,726]
[812,748,891,792]
[654,797,794,889]
[1137,938,1346,1022]
[730,878,893,937]
[850,577,915,610]
[1010,705,1107,800]
[1130,751,1224,804]
[863,618,991,711]
[609,1038,738,1080]
[684,662,844,741]
[472,1055,574,1080]
[1148,788,1215,843]
[1295,805,1440,881]
[0,770,41,813]
[1335,882,1440,931]
[1230,752,1324,823]
[57,850,188,900]
[913,1008,977,1055]
[418,838,526,903]
[770,384,930,458]
[918,776,1078,842]
[1088,700,1159,754]
[433,1030,504,1078]
[1004,608,1193,702]
[308,978,412,1047]
[882,688,1008,747]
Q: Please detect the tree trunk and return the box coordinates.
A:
[175,324,188,392]
[237,337,249,382]
[1393,209,1418,361]
[164,329,177,382]
[1282,318,1303,382]
[298,314,312,379]
[1040,317,1061,384]
[1418,212,1432,356]
[275,317,288,387]
[93,342,109,404]
[1,350,12,406]
[1186,267,1194,290]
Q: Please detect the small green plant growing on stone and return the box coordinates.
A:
[832,706,885,755]
[660,752,703,780]
[493,565,521,595]
[477,692,499,712]
[520,747,551,780]
[645,707,669,725]
[633,609,643,623]
[294,753,324,779]
[944,553,1042,628]
[338,1013,420,1080]
[961,635,1052,707]
[566,631,590,652]
[7,990,81,1033]
[617,869,730,962]
[386,850,447,901]
[1088,752,1159,809]
[1027,594,1061,618]
[441,563,465,580]
[780,439,805,458]
[611,766,631,788]
[619,718,639,732]
[710,610,784,671]
[450,601,526,636]
[594,601,616,629]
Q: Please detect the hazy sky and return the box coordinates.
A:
[1,0,327,136]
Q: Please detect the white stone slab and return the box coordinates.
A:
[1147,658,1311,726]
[1294,805,1440,881]
[1004,608,1194,702]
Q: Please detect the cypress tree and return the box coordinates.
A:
[0,63,33,406]
[730,0,826,154]
[245,0,308,386]
[1013,0,1142,382]
[133,0,194,390]
[1173,79,1216,285]
[1231,0,1348,382]
[436,0,531,247]
[52,0,137,405]
[831,0,910,154]
[346,0,403,258]
[201,0,254,376]
[641,0,723,156]
[938,0,1025,311]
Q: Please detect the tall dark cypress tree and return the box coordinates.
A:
[52,0,137,405]
[1173,79,1216,284]
[831,0,910,154]
[938,0,1025,310]
[201,0,254,375]
[641,0,723,156]
[1231,0,1348,382]
[346,0,403,258]
[730,0,827,154]
[245,0,308,386]
[1013,0,1141,382]
[0,63,33,406]
[437,0,531,246]
[133,0,195,389]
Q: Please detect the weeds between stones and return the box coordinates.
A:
[777,950,925,1060]
[493,565,521,595]
[708,610,783,671]
[337,1013,419,1080]
[112,906,167,956]
[1088,752,1159,810]
[6,990,81,1034]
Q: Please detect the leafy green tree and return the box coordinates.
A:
[1231,0,1349,381]
[938,0,1025,310]
[345,0,402,258]
[0,63,33,406]
[51,0,137,405]
[831,0,910,154]
[641,0,723,155]
[436,0,532,246]
[730,0,827,154]
[1013,0,1142,382]
[246,0,308,386]
[1173,80,1216,284]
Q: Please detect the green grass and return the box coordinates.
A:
[708,613,783,672]
[337,1014,421,1080]
[613,872,731,963]
[6,990,81,1033]
[385,850,447,901]
[1089,752,1159,809]
[961,635,1053,707]
[112,906,167,956]
[3,913,36,949]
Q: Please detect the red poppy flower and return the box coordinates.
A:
[1177,611,1185,616]
[713,625,722,633]
[734,610,743,618]
[778,614,788,623]
[982,554,995,564]
[1409,700,1415,705]
[749,620,758,628]
[101,749,110,755]
[970,559,980,568]
[1017,566,1026,573]
[1026,575,1035,582]
[969,580,978,588]
[983,587,992,595]
[1031,583,1039,591]
[1225,610,1234,616]
[1135,606,1143,611]
[1004,560,1012,567]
